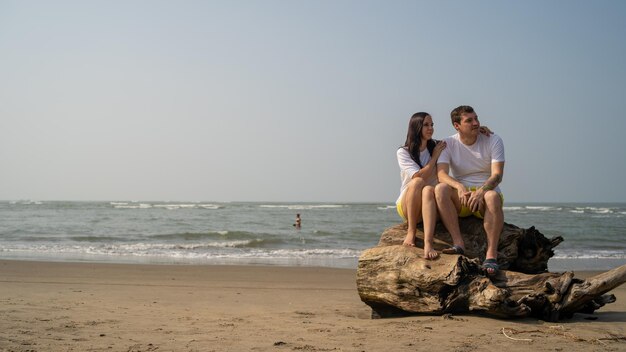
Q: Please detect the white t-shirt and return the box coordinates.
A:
[437,133,505,192]
[396,147,436,204]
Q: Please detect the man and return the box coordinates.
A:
[435,105,505,276]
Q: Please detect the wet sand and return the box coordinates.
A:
[0,260,624,351]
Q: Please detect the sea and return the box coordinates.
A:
[0,201,624,272]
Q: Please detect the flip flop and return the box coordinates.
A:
[482,258,499,277]
[441,245,465,255]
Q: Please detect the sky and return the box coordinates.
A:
[1,0,625,203]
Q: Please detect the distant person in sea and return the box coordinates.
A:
[435,105,505,276]
[294,213,301,229]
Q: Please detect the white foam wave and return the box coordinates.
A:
[590,208,611,214]
[525,206,561,211]
[574,206,617,214]
[377,205,396,210]
[0,243,362,260]
[112,203,222,210]
[553,249,626,259]
[259,204,347,210]
[503,206,524,211]
[10,200,43,205]
[154,204,196,209]
[112,205,141,209]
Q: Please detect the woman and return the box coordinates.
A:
[396,112,445,259]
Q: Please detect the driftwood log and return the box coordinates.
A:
[378,218,563,274]
[357,218,626,321]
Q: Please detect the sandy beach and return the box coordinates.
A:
[0,260,624,352]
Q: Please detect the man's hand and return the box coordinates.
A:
[468,188,485,213]
[457,186,471,208]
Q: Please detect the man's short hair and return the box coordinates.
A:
[451,105,475,125]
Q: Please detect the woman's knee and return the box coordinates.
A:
[422,185,435,200]
[408,177,426,190]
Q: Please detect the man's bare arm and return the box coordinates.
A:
[468,162,504,212]
[480,162,504,191]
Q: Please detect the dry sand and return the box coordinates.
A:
[0,259,624,352]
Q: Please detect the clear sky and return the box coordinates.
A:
[1,0,625,203]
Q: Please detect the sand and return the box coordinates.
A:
[0,260,624,352]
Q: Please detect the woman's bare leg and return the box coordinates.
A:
[421,185,439,259]
[401,177,426,246]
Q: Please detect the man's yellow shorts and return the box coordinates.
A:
[459,187,504,219]
[395,186,503,221]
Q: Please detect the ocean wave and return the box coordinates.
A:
[553,249,626,259]
[69,236,132,243]
[9,200,44,205]
[112,203,153,209]
[312,230,339,236]
[525,206,562,211]
[110,202,223,210]
[574,207,616,214]
[148,230,262,241]
[259,204,347,210]
[377,205,396,210]
[505,205,625,217]
[0,243,362,260]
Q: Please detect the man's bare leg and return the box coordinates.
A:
[482,190,503,261]
[434,183,465,251]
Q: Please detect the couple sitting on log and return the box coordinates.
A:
[396,105,504,276]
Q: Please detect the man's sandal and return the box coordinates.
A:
[441,245,465,255]
[481,258,499,277]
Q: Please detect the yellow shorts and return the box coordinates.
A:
[396,201,407,221]
[458,187,504,219]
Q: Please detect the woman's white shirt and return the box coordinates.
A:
[396,147,435,204]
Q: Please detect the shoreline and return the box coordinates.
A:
[1,259,625,351]
[1,253,625,272]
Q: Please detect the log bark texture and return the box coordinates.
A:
[357,221,626,321]
[378,218,563,274]
[357,246,626,320]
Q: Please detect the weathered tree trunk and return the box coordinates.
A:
[378,218,563,274]
[357,246,626,321]
[356,221,625,321]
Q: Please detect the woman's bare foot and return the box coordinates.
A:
[402,233,416,247]
[423,242,439,260]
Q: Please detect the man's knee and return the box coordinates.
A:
[484,191,503,214]
[434,183,450,199]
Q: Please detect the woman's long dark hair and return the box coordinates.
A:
[402,112,436,168]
